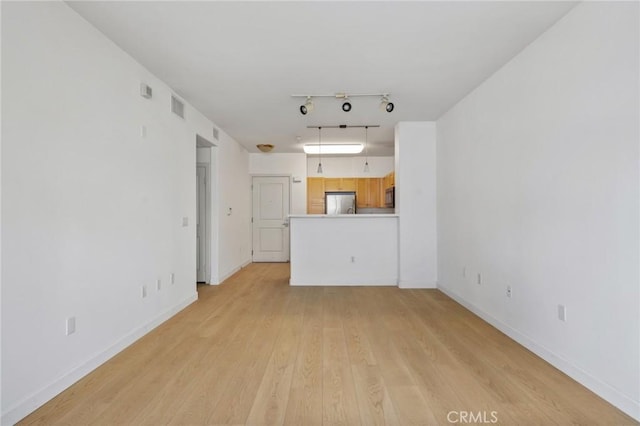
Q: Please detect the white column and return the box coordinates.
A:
[395,122,437,288]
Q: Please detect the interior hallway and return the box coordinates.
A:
[20,263,636,425]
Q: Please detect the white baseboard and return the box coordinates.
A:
[398,280,437,289]
[1,293,198,426]
[217,258,252,284]
[437,284,640,422]
[289,280,397,286]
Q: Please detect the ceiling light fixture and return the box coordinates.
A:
[256,144,274,152]
[363,126,370,173]
[304,143,364,155]
[300,96,314,115]
[341,96,352,112]
[293,93,393,113]
[380,96,394,113]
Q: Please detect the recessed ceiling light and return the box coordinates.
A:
[303,144,364,155]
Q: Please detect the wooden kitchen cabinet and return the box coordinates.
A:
[307,177,325,214]
[356,178,383,208]
[369,178,382,207]
[309,176,384,213]
[324,178,356,192]
[383,171,395,189]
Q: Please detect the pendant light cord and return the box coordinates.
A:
[317,126,323,174]
[364,126,370,173]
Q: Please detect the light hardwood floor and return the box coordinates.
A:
[21,263,636,425]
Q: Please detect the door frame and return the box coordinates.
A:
[251,174,292,262]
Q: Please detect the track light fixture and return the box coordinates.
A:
[293,92,394,114]
[341,95,352,112]
[380,96,394,113]
[300,96,314,115]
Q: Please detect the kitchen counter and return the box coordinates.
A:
[289,214,398,286]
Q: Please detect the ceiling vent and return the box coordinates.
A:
[212,127,219,140]
[140,83,152,99]
[171,95,185,119]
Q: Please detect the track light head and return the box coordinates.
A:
[380,96,394,113]
[300,96,314,115]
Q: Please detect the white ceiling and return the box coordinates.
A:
[68,1,576,156]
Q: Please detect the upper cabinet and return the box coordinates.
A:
[356,178,382,208]
[324,178,356,192]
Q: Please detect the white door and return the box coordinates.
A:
[196,165,207,281]
[252,176,290,262]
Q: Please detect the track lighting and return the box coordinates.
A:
[341,96,352,112]
[380,96,394,113]
[292,92,394,113]
[300,96,314,115]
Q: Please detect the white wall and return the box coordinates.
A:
[395,122,438,289]
[307,155,394,178]
[216,133,251,283]
[0,2,3,413]
[290,216,398,286]
[249,153,307,215]
[1,2,250,423]
[436,2,639,419]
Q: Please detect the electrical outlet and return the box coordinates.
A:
[558,305,566,322]
[142,285,147,298]
[170,273,175,285]
[66,317,76,336]
[156,279,161,291]
[506,285,512,298]
[477,273,482,285]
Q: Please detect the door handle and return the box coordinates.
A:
[282,221,289,227]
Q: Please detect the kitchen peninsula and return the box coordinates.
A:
[289,214,398,286]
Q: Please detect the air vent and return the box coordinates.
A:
[212,127,219,140]
[140,83,152,99]
[171,95,185,119]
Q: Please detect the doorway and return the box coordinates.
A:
[196,164,208,282]
[252,176,291,262]
[196,134,215,284]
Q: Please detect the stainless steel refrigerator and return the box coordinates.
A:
[325,192,356,215]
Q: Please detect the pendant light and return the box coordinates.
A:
[363,126,370,173]
[316,126,323,174]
